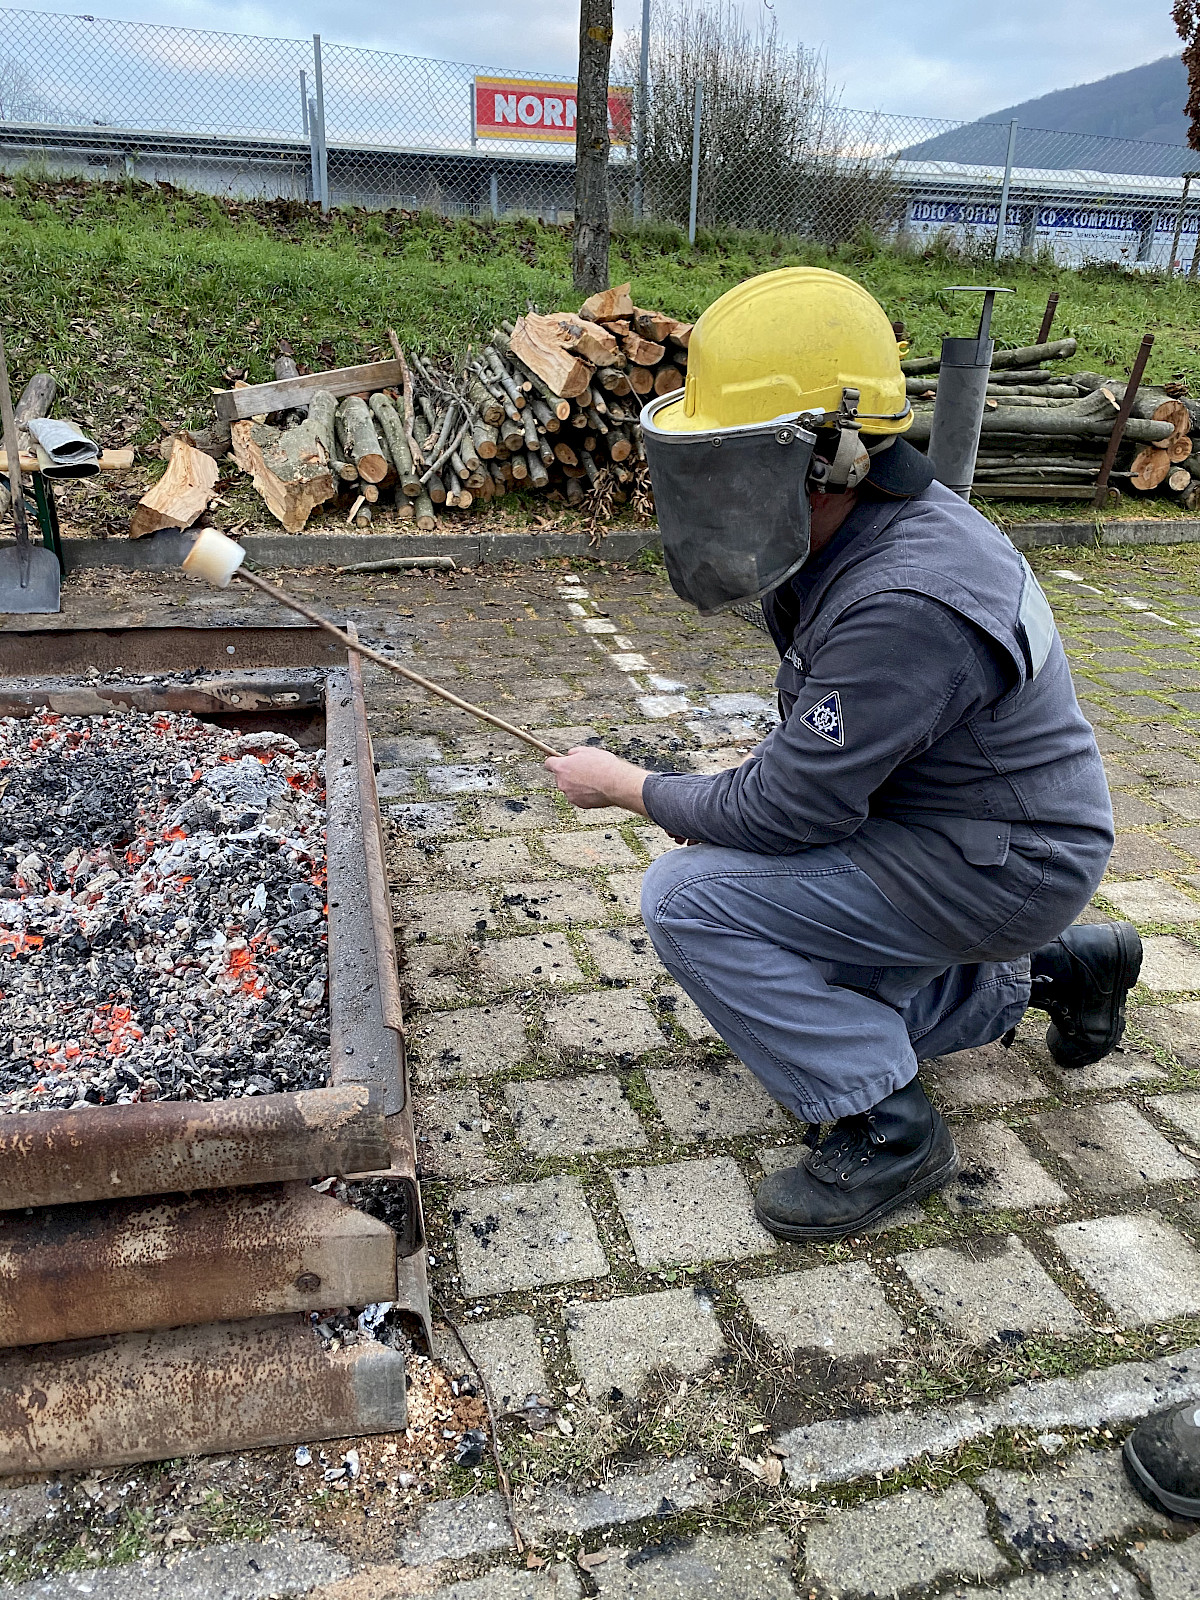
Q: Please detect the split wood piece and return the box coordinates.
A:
[654,365,684,396]
[624,332,665,366]
[473,419,500,458]
[545,313,620,367]
[229,416,336,535]
[468,379,504,425]
[0,1083,388,1211]
[580,281,634,321]
[668,323,693,350]
[130,437,219,539]
[370,393,423,496]
[509,313,594,398]
[232,565,561,756]
[214,359,406,423]
[336,397,388,483]
[0,1182,397,1349]
[0,1313,408,1474]
[627,364,655,396]
[491,328,574,418]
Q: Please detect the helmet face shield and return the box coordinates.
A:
[641,392,819,615]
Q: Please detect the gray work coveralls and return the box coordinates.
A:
[639,467,1114,1124]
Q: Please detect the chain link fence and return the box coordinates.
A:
[2,7,1199,269]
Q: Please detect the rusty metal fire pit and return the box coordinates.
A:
[0,636,426,1472]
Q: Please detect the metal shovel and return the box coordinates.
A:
[0,324,60,614]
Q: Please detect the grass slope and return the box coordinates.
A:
[3,174,1200,520]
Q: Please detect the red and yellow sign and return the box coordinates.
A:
[473,77,633,145]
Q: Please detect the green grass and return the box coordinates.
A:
[5,172,1200,500]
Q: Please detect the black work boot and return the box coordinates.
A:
[1028,921,1142,1068]
[754,1077,959,1242]
[1124,1401,1200,1518]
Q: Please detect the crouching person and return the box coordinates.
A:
[547,267,1138,1242]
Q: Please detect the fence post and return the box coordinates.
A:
[489,172,499,218]
[312,33,330,213]
[993,118,1017,260]
[632,0,650,223]
[687,78,702,245]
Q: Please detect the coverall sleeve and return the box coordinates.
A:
[641,592,1009,853]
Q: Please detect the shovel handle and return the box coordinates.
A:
[0,326,30,551]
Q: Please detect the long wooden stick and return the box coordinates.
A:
[232,566,561,757]
[1092,332,1154,509]
[386,329,423,468]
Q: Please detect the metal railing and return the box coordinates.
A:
[2,7,1199,268]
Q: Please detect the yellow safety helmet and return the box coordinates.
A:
[654,266,912,437]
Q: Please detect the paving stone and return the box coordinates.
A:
[647,1061,792,1139]
[1155,789,1200,821]
[474,795,563,833]
[502,879,609,927]
[415,1087,497,1179]
[1150,1090,1200,1144]
[0,1484,52,1537]
[804,1483,1007,1597]
[1133,1532,1200,1600]
[923,1044,1049,1109]
[406,889,497,939]
[1051,1213,1200,1324]
[1139,1000,1200,1065]
[610,1156,776,1268]
[942,1563,1142,1600]
[897,1235,1087,1342]
[373,734,443,764]
[1104,880,1200,924]
[590,1530,797,1599]
[1168,825,1200,865]
[412,1004,530,1081]
[738,1262,904,1358]
[980,1446,1168,1564]
[945,1121,1069,1215]
[1107,833,1188,877]
[541,829,637,869]
[582,926,666,984]
[566,1287,726,1398]
[1034,1101,1196,1193]
[1137,936,1200,992]
[428,764,506,795]
[461,1314,551,1411]
[527,1457,715,1539]
[386,800,462,835]
[505,1075,648,1156]
[427,1566,582,1600]
[374,765,415,797]
[629,828,684,861]
[403,944,469,1005]
[1026,1039,1169,1091]
[478,932,585,990]
[778,1343,1200,1487]
[657,988,722,1040]
[544,990,667,1057]
[442,837,535,878]
[0,1535,351,1600]
[401,1490,513,1563]
[604,870,646,918]
[1114,794,1171,826]
[451,1175,609,1297]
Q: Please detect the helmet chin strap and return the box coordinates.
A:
[808,388,872,494]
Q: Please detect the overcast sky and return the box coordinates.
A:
[17,0,1185,121]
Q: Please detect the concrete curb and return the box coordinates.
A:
[38,516,1200,571]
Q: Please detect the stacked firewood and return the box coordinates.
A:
[903,338,1199,504]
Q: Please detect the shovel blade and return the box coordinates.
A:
[0,544,61,614]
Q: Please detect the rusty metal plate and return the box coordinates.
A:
[0,626,346,676]
[0,1182,397,1347]
[0,1084,389,1211]
[0,669,326,720]
[0,1314,407,1473]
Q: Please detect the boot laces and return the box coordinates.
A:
[808,1111,888,1183]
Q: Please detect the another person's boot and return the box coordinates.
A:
[1028,921,1142,1068]
[754,1077,958,1242]
[1124,1401,1200,1518]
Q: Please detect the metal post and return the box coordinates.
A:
[632,0,650,223]
[300,70,309,136]
[312,33,329,213]
[687,77,702,246]
[927,284,1013,500]
[993,118,1017,261]
[1170,174,1192,271]
[489,171,499,218]
[307,97,321,205]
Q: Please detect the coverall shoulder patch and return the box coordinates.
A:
[799,691,844,746]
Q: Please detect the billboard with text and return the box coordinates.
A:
[473,77,633,144]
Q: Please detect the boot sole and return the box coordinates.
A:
[1123,1435,1200,1519]
[1048,921,1143,1069]
[754,1147,962,1243]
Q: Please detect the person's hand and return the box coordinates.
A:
[545,746,649,816]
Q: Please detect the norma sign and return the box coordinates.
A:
[473,76,633,144]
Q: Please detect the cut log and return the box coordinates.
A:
[484,349,527,409]
[579,450,600,485]
[906,412,1173,445]
[510,450,529,482]
[654,365,684,396]
[500,416,525,453]
[270,356,308,425]
[369,394,423,496]
[668,324,692,350]
[1130,446,1172,491]
[1152,399,1193,462]
[902,337,1077,377]
[159,423,233,463]
[509,314,594,398]
[526,451,550,489]
[395,496,415,522]
[530,398,559,433]
[468,380,504,425]
[624,332,665,366]
[537,435,555,468]
[554,442,580,467]
[131,438,219,539]
[1168,466,1193,493]
[627,364,655,396]
[579,282,634,321]
[521,408,540,450]
[473,419,500,459]
[597,367,633,397]
[607,430,632,463]
[565,473,584,505]
[361,483,379,503]
[414,491,437,531]
[335,397,388,483]
[227,415,337,535]
[426,473,446,505]
[631,309,676,342]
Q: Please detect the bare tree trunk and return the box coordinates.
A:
[573,0,613,295]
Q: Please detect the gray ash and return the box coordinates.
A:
[0,710,329,1113]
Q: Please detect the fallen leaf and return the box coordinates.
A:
[578,1551,610,1570]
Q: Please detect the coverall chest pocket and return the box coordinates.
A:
[775,644,807,721]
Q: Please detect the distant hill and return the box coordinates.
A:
[901,56,1197,177]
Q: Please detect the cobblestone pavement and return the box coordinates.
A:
[5,547,1200,1599]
